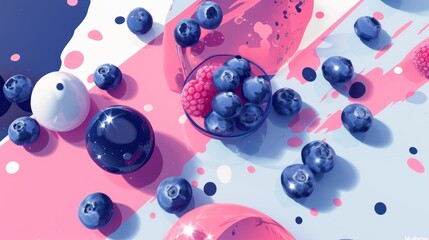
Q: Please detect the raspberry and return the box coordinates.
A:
[412,43,429,79]
[181,79,216,117]
[196,64,220,83]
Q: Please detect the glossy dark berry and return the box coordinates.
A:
[322,56,354,84]
[212,92,242,119]
[78,192,114,229]
[236,103,264,131]
[301,141,336,174]
[354,16,381,41]
[93,64,122,90]
[8,117,40,146]
[3,75,33,103]
[174,18,201,48]
[281,164,316,199]
[195,1,223,30]
[204,111,234,136]
[224,56,251,82]
[242,76,271,104]
[341,103,373,133]
[126,7,153,34]
[212,66,240,92]
[157,177,193,214]
[272,88,302,116]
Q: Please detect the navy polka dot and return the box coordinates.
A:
[302,67,317,82]
[409,147,418,155]
[115,16,125,24]
[374,202,387,215]
[349,82,366,98]
[295,216,303,224]
[203,182,217,196]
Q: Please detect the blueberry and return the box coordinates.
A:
[93,64,122,90]
[301,141,336,174]
[157,177,193,214]
[341,103,373,133]
[354,16,381,41]
[3,75,33,103]
[236,103,264,131]
[212,66,240,91]
[126,7,153,35]
[204,111,234,136]
[86,106,155,174]
[195,1,223,30]
[224,56,251,82]
[78,192,114,229]
[281,164,316,199]
[322,56,354,84]
[242,76,271,104]
[272,88,302,116]
[174,18,201,48]
[8,117,40,146]
[212,92,242,119]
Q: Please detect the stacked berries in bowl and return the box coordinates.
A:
[181,55,272,139]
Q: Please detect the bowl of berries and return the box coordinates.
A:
[181,54,272,140]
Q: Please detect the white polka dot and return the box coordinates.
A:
[144,104,153,112]
[6,161,19,174]
[217,165,232,184]
[178,115,187,124]
[394,67,403,74]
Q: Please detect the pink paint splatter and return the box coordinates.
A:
[191,180,199,187]
[197,167,205,175]
[418,24,429,35]
[287,137,303,147]
[64,51,84,69]
[247,166,255,174]
[307,118,321,132]
[87,74,94,83]
[320,89,333,102]
[254,22,272,39]
[88,30,103,41]
[373,11,384,21]
[392,21,413,39]
[333,198,342,207]
[288,108,318,133]
[149,212,156,219]
[315,110,342,134]
[315,11,324,19]
[375,43,393,60]
[10,53,20,62]
[407,158,425,174]
[67,0,78,6]
[310,208,318,216]
[331,91,340,99]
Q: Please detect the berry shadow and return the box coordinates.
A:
[103,203,140,239]
[297,156,359,212]
[360,29,392,50]
[330,73,374,101]
[406,91,427,104]
[0,75,12,117]
[136,22,164,45]
[107,74,139,100]
[350,118,393,148]
[24,127,59,156]
[175,187,214,218]
[381,0,429,13]
[17,99,32,113]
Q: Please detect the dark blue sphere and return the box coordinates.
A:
[224,56,251,82]
[212,66,240,92]
[242,76,271,104]
[204,111,234,136]
[93,64,122,90]
[157,177,193,214]
[8,117,40,146]
[354,16,381,41]
[86,106,155,174]
[78,192,114,229]
[3,75,33,103]
[212,92,242,119]
[195,1,223,30]
[322,56,354,84]
[301,140,336,174]
[126,7,153,35]
[174,18,201,48]
[281,164,315,199]
[236,103,264,131]
[272,87,302,116]
[341,103,373,133]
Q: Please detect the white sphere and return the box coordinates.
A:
[31,71,90,132]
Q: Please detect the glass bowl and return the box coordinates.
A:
[182,54,272,140]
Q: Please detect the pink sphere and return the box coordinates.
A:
[164,203,295,240]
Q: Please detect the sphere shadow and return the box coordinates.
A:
[361,30,392,50]
[350,118,393,148]
[137,22,164,45]
[381,0,429,13]
[24,127,59,156]
[17,99,32,113]
[330,73,374,101]
[107,74,138,100]
[0,75,12,117]
[176,187,214,218]
[102,203,140,239]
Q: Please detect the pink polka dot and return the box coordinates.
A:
[149,212,156,219]
[87,74,94,83]
[10,54,20,62]
[197,167,205,175]
[247,166,255,174]
[407,158,425,174]
[287,136,303,147]
[331,91,339,99]
[67,0,78,6]
[88,30,103,41]
[315,11,324,19]
[191,180,199,187]
[64,51,84,69]
[373,11,384,21]
[333,198,342,207]
[310,208,318,216]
